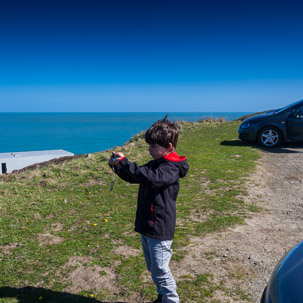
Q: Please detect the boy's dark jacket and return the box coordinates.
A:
[114,152,189,240]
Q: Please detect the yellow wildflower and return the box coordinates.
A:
[104,219,108,223]
[93,223,97,226]
[89,294,94,298]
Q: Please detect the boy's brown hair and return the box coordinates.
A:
[145,115,180,149]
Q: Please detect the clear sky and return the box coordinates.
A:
[0,0,302,112]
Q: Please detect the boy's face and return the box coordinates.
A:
[148,144,171,160]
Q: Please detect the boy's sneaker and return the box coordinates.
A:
[152,294,163,303]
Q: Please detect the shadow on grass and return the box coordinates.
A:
[221,140,303,154]
[0,287,127,303]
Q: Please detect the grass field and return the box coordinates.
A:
[0,120,260,302]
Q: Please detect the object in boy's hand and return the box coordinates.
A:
[110,152,116,191]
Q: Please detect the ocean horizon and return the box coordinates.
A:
[0,112,250,155]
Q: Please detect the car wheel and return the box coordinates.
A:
[258,127,282,148]
[260,286,267,303]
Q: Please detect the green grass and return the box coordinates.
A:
[0,120,260,302]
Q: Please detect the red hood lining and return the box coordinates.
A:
[163,151,187,162]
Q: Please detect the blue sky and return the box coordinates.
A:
[0,0,302,112]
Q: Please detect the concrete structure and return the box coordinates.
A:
[0,150,74,174]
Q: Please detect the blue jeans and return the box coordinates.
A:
[141,235,179,303]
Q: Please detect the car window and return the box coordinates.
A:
[276,100,303,114]
[294,106,303,118]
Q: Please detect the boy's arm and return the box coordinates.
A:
[113,165,140,184]
[108,152,140,184]
[118,157,179,187]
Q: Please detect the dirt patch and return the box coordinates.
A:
[43,222,65,233]
[37,233,65,247]
[62,256,117,294]
[51,223,65,232]
[0,242,19,256]
[81,179,105,187]
[113,245,141,257]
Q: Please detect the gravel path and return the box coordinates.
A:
[173,144,303,302]
[240,145,303,301]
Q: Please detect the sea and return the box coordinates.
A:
[0,112,249,155]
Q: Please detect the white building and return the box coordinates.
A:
[0,150,74,174]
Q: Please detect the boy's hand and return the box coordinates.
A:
[108,151,125,166]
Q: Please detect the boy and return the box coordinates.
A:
[108,117,189,303]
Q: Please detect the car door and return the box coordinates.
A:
[287,105,303,140]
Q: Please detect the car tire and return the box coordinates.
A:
[257,127,282,148]
[260,286,267,303]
